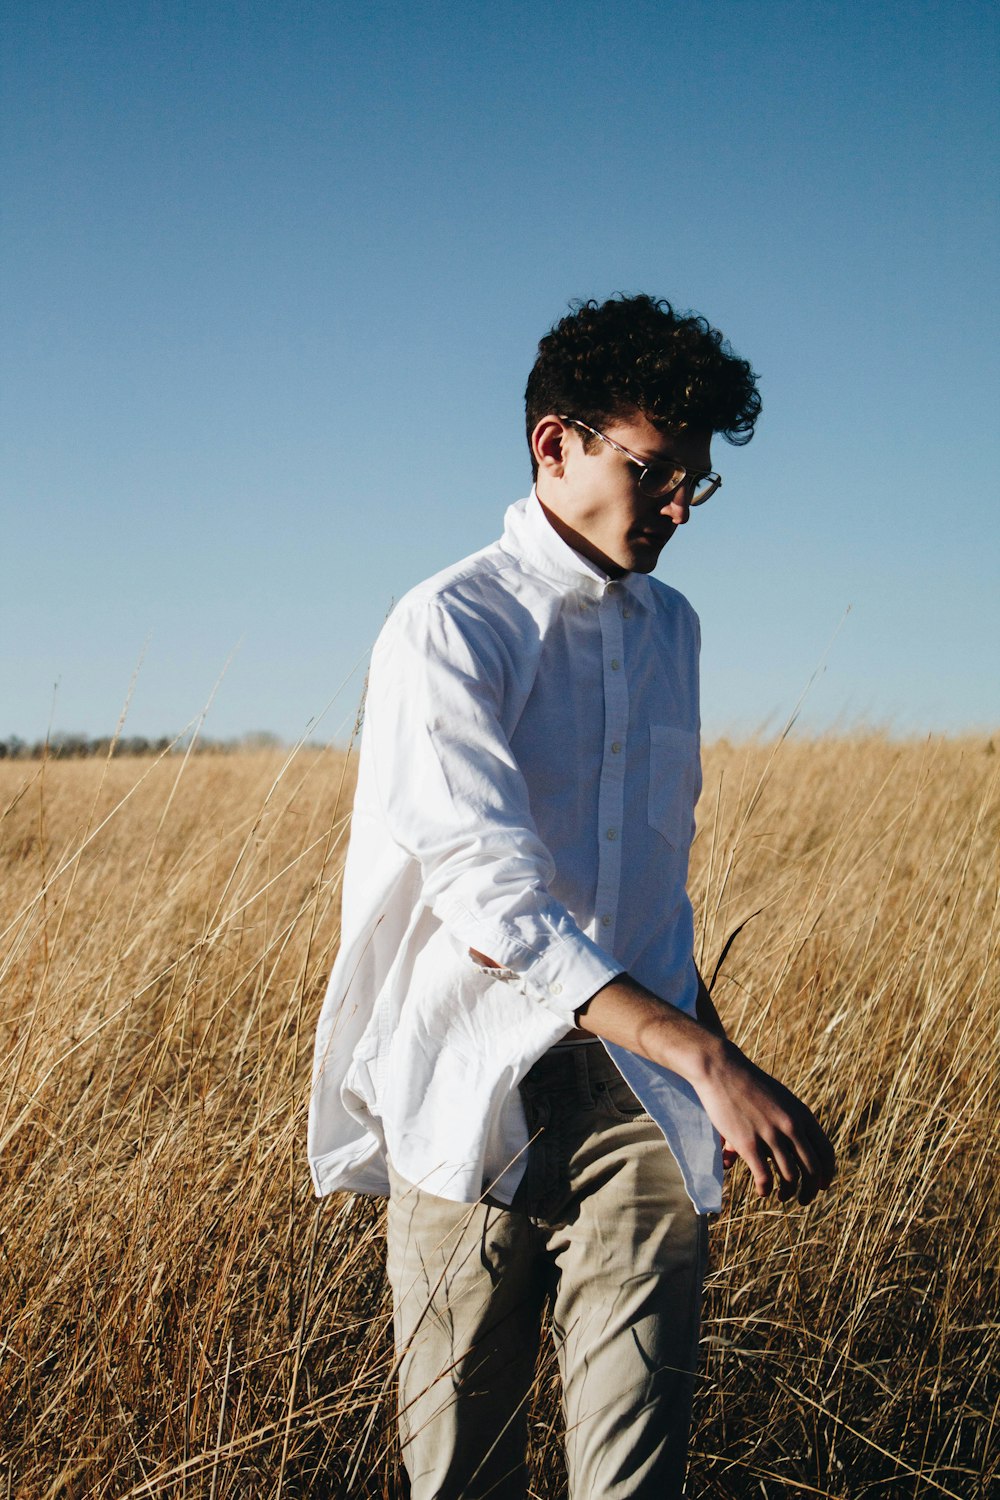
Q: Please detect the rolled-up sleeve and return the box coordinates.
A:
[365,597,623,1022]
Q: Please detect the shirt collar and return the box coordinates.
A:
[500,491,654,612]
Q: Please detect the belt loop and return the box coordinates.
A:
[574,1044,596,1107]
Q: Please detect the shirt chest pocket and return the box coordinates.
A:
[647,725,701,851]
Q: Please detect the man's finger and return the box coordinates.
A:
[743,1145,773,1198]
[768,1138,804,1201]
[799,1112,836,1187]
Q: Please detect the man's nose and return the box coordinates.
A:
[659,488,692,525]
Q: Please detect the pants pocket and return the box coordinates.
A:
[595,1075,650,1122]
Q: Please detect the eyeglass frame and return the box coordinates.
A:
[559,416,722,505]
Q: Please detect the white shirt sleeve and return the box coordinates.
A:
[365,595,624,1023]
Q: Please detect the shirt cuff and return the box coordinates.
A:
[434,892,625,1024]
[511,934,624,1024]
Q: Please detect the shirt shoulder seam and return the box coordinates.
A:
[385,550,544,631]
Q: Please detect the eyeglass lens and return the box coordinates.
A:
[638,467,720,504]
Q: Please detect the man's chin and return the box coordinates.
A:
[626,536,672,573]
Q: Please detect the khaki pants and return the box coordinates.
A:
[386,1043,709,1499]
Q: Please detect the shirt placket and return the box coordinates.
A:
[594,580,629,950]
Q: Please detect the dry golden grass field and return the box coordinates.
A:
[1,735,997,1498]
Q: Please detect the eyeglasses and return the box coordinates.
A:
[561,417,722,505]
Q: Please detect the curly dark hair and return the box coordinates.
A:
[524,293,761,478]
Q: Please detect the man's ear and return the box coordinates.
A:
[531,416,570,479]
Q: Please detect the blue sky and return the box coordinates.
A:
[3,0,998,744]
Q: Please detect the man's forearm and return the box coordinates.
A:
[575,972,835,1205]
[575,973,725,1085]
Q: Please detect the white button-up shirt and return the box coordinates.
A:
[308,493,723,1212]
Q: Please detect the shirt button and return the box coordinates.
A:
[622,606,632,619]
[606,581,618,594]
[611,741,622,753]
[610,658,620,670]
[606,828,617,840]
[550,982,563,995]
[600,914,612,927]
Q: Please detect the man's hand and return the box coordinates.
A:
[690,1040,834,1205]
[577,974,835,1207]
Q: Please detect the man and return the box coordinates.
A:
[308,294,835,1499]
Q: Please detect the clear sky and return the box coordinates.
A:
[3,0,998,745]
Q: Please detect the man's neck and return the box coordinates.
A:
[535,496,628,580]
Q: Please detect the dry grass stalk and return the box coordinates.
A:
[0,735,996,1497]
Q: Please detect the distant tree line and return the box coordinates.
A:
[0,731,286,760]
